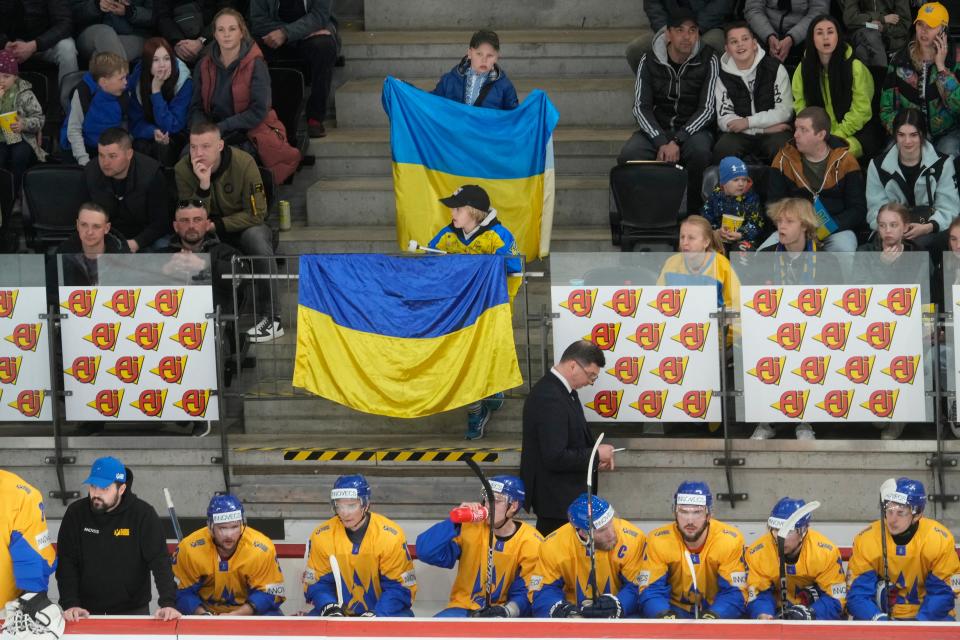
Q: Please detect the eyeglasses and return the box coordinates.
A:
[480,494,509,506]
[176,199,206,210]
[884,505,913,517]
[574,360,599,382]
[333,500,363,514]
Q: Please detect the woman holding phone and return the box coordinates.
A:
[880,2,960,156]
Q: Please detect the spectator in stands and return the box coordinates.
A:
[702,156,766,251]
[792,15,875,159]
[713,22,794,164]
[842,0,912,68]
[155,0,234,63]
[57,457,180,620]
[129,37,191,165]
[0,0,78,85]
[0,50,46,205]
[618,9,718,214]
[880,2,960,157]
[432,30,518,111]
[250,0,339,138]
[60,51,128,166]
[859,201,917,253]
[626,0,731,74]
[767,106,865,252]
[658,215,740,312]
[80,127,169,253]
[71,0,154,63]
[866,108,958,249]
[56,202,131,286]
[744,0,828,65]
[175,121,282,343]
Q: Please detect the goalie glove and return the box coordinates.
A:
[781,604,814,620]
[2,593,65,640]
[318,603,345,617]
[548,601,579,618]
[579,594,623,619]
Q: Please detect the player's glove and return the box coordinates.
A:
[700,610,719,620]
[469,604,513,618]
[318,603,345,617]
[549,601,580,618]
[795,585,820,606]
[2,592,65,640]
[874,581,898,612]
[781,604,814,620]
[655,610,677,619]
[579,594,623,619]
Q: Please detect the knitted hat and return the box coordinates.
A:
[718,156,749,184]
[0,50,18,76]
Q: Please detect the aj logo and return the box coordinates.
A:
[793,356,830,385]
[607,356,642,385]
[171,323,208,351]
[649,288,686,317]
[10,389,43,418]
[559,289,597,318]
[132,389,167,417]
[859,322,896,350]
[6,323,41,352]
[749,356,786,385]
[650,356,689,385]
[61,289,97,317]
[88,389,124,417]
[175,389,212,417]
[675,390,712,419]
[65,356,101,384]
[837,355,875,384]
[835,287,872,317]
[745,288,782,317]
[603,289,641,318]
[128,322,164,351]
[585,390,622,419]
[84,323,120,351]
[148,288,184,317]
[630,390,668,419]
[816,390,854,419]
[584,323,620,351]
[0,289,19,318]
[628,322,665,351]
[813,322,851,351]
[882,355,919,385]
[861,389,899,419]
[0,356,21,384]
[108,356,144,384]
[769,322,806,351]
[104,288,141,317]
[879,287,916,317]
[151,356,187,384]
[789,288,827,317]
[672,322,709,352]
[771,390,809,419]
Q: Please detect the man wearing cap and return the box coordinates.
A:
[744,0,828,64]
[880,2,960,156]
[618,9,718,214]
[56,456,180,620]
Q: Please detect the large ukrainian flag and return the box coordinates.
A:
[381,76,559,260]
[293,254,522,418]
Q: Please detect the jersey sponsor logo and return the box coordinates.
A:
[816,389,854,419]
[131,389,167,417]
[108,355,144,384]
[128,322,164,351]
[65,356,100,384]
[253,541,269,553]
[608,356,643,385]
[11,390,44,418]
[861,389,899,418]
[83,527,99,534]
[676,493,707,506]
[302,569,317,584]
[813,322,851,350]
[584,322,620,351]
[650,288,686,317]
[830,583,846,599]
[152,355,187,384]
[837,355,875,384]
[62,289,97,317]
[176,389,212,417]
[630,390,667,418]
[559,289,597,318]
[793,356,830,385]
[382,525,398,536]
[636,571,650,587]
[0,356,22,384]
[401,570,417,587]
[35,530,50,549]
[621,527,638,538]
[190,538,205,547]
[7,323,41,352]
[769,322,806,350]
[950,574,960,592]
[879,287,916,316]
[745,288,782,317]
[603,288,641,318]
[675,390,712,419]
[104,288,141,317]
[650,356,688,385]
[749,356,786,385]
[771,390,808,420]
[264,583,285,596]
[730,571,746,587]
[882,355,920,385]
[859,321,896,351]
[88,389,123,417]
[654,529,671,537]
[528,575,543,591]
[0,289,19,318]
[114,528,130,537]
[789,288,827,317]
[835,287,872,317]
[628,322,666,351]
[148,288,185,317]
[171,322,208,351]
[672,322,710,352]
[84,322,121,351]
[586,389,623,419]
[749,543,764,554]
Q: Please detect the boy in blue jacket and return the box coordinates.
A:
[432,30,518,110]
[60,51,128,165]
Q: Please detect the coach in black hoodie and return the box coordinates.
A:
[56,456,180,620]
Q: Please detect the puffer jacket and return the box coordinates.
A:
[880,41,960,139]
[0,76,46,162]
[744,0,829,44]
[431,57,519,110]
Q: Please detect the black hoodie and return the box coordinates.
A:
[56,490,176,613]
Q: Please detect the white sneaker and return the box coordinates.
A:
[880,422,905,440]
[247,316,284,343]
[750,423,776,439]
[795,423,816,440]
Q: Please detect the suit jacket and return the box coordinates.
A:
[520,371,596,520]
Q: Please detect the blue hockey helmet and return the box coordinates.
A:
[674,481,712,510]
[331,474,371,505]
[767,497,811,531]
[207,494,245,526]
[882,477,926,514]
[488,475,525,506]
[567,493,615,531]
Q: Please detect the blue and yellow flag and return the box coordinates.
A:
[381,76,559,260]
[293,254,522,418]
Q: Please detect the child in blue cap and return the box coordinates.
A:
[702,156,764,252]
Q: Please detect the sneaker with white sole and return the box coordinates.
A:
[484,392,505,412]
[247,316,284,343]
[465,405,490,440]
[880,422,905,440]
[750,423,776,440]
[795,423,816,440]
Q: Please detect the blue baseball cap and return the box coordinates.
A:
[83,456,127,488]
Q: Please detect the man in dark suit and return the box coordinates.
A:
[520,340,616,536]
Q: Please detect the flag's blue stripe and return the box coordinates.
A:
[298,254,509,339]
[381,76,560,180]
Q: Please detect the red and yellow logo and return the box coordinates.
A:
[127,322,164,351]
[878,287,917,317]
[745,288,782,317]
[837,355,875,385]
[584,323,621,351]
[789,288,828,317]
[771,390,809,419]
[171,322,208,351]
[628,322,666,351]
[151,355,188,384]
[61,289,97,317]
[585,390,623,419]
[650,356,689,385]
[607,356,643,385]
[769,322,806,351]
[88,389,124,417]
[0,289,19,318]
[0,356,21,384]
[792,355,831,385]
[672,322,710,352]
[861,389,899,419]
[108,355,144,384]
[812,322,851,351]
[64,356,100,384]
[175,389,212,417]
[859,321,897,351]
[649,288,686,317]
[559,289,597,317]
[131,389,167,417]
[882,355,920,385]
[603,288,641,318]
[148,288,184,317]
[10,389,43,418]
[6,323,41,352]
[674,390,712,419]
[630,390,668,419]
[835,287,872,317]
[816,389,854,419]
[103,288,141,317]
[748,356,786,385]
[84,323,121,351]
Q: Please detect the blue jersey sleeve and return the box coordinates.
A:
[414,520,461,569]
[506,567,532,617]
[616,575,639,617]
[915,572,956,621]
[9,531,55,593]
[847,570,882,620]
[532,578,568,617]
[427,226,450,250]
[637,573,674,617]
[708,575,746,619]
[246,588,281,615]
[305,573,338,614]
[811,590,844,621]
[175,579,204,614]
[746,587,777,618]
[373,574,414,617]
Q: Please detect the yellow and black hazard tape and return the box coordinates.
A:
[281,447,519,463]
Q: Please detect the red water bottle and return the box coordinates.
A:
[449,504,488,523]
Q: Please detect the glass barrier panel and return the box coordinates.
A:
[943,252,960,418]
[0,255,51,420]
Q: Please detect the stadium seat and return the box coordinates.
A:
[58,70,86,116]
[21,164,85,254]
[609,161,687,252]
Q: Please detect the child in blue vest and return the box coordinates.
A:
[60,52,129,166]
[432,30,519,110]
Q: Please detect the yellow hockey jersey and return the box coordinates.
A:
[745,528,846,619]
[172,525,285,615]
[528,518,645,617]
[416,518,543,614]
[303,512,416,616]
[637,519,747,619]
[0,470,56,604]
[846,518,960,621]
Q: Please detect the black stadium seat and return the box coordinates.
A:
[609,161,687,252]
[21,164,85,254]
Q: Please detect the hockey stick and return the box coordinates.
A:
[775,501,820,619]
[585,433,605,604]
[163,488,184,542]
[464,458,497,609]
[879,478,896,620]
[683,549,699,619]
[329,554,345,611]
